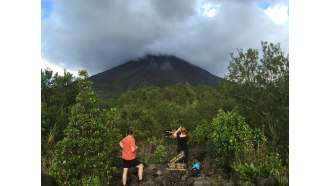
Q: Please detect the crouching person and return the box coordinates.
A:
[119,127,143,186]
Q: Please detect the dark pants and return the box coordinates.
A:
[122,158,141,168]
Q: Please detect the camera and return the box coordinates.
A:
[164,130,174,138]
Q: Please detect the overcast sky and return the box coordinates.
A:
[41,0,288,77]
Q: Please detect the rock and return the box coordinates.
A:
[169,171,182,184]
[181,173,189,180]
[155,176,171,186]
[155,170,163,176]
[194,180,211,186]
[41,173,58,186]
[256,176,278,186]
[144,180,155,186]
[146,164,157,171]
[109,161,238,186]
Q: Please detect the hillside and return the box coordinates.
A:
[89,54,224,97]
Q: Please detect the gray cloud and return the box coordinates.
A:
[41,0,288,77]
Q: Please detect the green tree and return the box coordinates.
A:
[221,41,289,160]
[112,83,225,142]
[207,109,268,169]
[49,70,121,185]
[206,109,288,185]
[41,68,79,172]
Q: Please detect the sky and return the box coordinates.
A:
[41,0,288,77]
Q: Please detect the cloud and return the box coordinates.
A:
[41,58,79,76]
[41,0,288,77]
[265,5,288,25]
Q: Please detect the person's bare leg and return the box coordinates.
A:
[137,164,144,180]
[122,168,128,185]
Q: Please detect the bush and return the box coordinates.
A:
[235,162,268,186]
[48,71,121,185]
[82,175,102,186]
[139,137,167,164]
[206,109,288,185]
[234,153,288,186]
[207,109,262,169]
[150,145,167,164]
[265,153,288,186]
[189,120,211,145]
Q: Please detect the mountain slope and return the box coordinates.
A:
[89,54,223,97]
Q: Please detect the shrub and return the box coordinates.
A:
[207,109,261,169]
[82,175,101,186]
[49,71,121,185]
[139,137,167,164]
[234,153,288,186]
[235,162,268,186]
[207,109,288,185]
[265,153,288,186]
[149,145,167,164]
[189,120,211,145]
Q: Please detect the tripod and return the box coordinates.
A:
[167,151,186,171]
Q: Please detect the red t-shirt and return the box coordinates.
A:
[121,135,136,160]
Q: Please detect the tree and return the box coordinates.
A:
[207,109,268,169]
[41,68,79,160]
[49,70,121,185]
[221,41,289,161]
[208,109,288,186]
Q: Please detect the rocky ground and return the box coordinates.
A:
[42,144,278,186]
[110,144,279,186]
[110,161,238,186]
[110,144,239,186]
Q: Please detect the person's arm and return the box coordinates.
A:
[172,126,182,138]
[131,145,138,152]
[119,141,123,148]
[131,138,138,152]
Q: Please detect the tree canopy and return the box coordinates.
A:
[221,41,289,160]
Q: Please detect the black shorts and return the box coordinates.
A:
[122,158,141,168]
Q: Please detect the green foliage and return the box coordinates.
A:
[207,109,266,169]
[235,162,268,186]
[149,145,167,164]
[234,153,288,186]
[276,174,289,186]
[206,109,288,185]
[222,41,289,161]
[49,70,121,185]
[189,120,211,145]
[81,175,102,186]
[138,137,168,164]
[114,83,226,142]
[213,41,289,184]
[41,68,80,172]
[264,153,288,186]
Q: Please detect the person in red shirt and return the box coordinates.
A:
[119,127,143,186]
